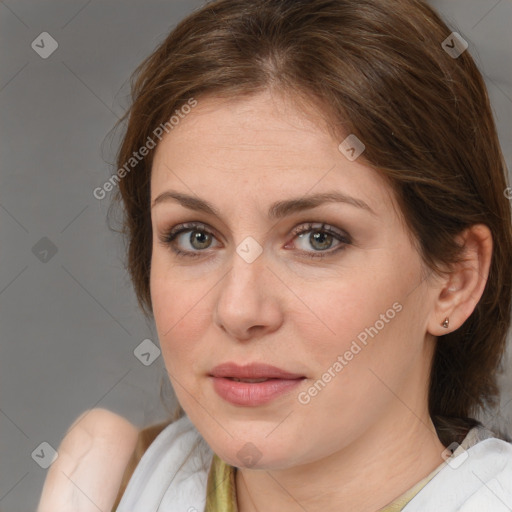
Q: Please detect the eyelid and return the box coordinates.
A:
[161,222,220,243]
[289,222,351,243]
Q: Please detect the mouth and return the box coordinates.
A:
[208,362,306,406]
[209,361,306,380]
[226,377,277,383]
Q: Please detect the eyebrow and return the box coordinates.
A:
[151,190,376,218]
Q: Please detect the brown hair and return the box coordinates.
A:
[109,0,512,507]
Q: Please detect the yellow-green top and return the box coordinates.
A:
[204,453,444,511]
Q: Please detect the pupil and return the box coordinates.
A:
[312,231,332,250]
[191,230,210,249]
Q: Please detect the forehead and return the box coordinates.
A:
[150,90,396,218]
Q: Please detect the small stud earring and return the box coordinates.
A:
[441,317,449,328]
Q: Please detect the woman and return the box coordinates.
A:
[39,0,512,510]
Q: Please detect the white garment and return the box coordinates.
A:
[116,415,512,512]
[116,415,213,512]
[402,426,512,512]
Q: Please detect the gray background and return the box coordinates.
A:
[1,1,511,510]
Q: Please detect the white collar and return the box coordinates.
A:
[117,417,512,512]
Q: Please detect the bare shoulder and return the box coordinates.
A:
[37,408,139,512]
[54,408,140,465]
[67,408,139,444]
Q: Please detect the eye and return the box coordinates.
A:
[158,222,219,258]
[286,222,351,259]
[158,221,351,259]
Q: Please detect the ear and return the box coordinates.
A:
[427,224,493,336]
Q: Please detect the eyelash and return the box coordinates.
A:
[158,222,352,260]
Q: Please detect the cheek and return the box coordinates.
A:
[149,254,213,371]
[149,239,421,376]
[297,267,426,419]
[293,265,408,360]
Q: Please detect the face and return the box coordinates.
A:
[149,90,439,470]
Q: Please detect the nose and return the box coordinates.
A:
[213,242,284,342]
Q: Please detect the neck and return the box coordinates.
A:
[235,408,446,512]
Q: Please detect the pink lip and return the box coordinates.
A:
[209,362,305,406]
[210,362,304,380]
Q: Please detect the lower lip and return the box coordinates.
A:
[210,376,305,406]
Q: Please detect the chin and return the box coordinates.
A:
[211,437,302,471]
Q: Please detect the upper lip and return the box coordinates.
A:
[209,362,305,380]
